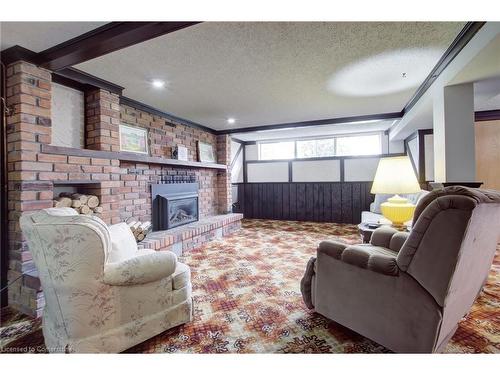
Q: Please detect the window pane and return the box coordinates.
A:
[336,134,381,156]
[296,140,316,158]
[316,138,336,157]
[297,138,335,158]
[259,141,295,160]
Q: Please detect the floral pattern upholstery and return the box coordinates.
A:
[19,208,192,353]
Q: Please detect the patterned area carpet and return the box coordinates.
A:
[1,219,499,353]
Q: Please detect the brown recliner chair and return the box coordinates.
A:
[301,186,500,353]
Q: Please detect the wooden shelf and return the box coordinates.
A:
[42,145,227,170]
[53,180,100,185]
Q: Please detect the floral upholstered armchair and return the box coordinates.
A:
[20,207,192,353]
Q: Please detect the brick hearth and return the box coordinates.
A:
[5,60,238,317]
[139,213,243,255]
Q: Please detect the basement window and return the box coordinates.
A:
[258,133,382,160]
[336,134,381,156]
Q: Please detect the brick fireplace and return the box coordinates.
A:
[4,60,237,317]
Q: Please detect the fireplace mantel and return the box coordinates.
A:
[41,144,228,170]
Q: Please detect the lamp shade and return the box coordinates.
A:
[371,156,421,194]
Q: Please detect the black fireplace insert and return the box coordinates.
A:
[152,183,199,230]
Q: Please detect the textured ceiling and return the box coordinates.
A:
[76,22,466,130]
[0,22,107,52]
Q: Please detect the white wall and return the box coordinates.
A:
[51,83,85,148]
[247,162,289,182]
[424,134,435,181]
[230,140,241,161]
[407,137,419,172]
[433,83,476,182]
[381,133,404,154]
[230,140,244,183]
[231,148,244,183]
[292,160,341,182]
[246,157,382,183]
[344,157,381,182]
[245,144,259,161]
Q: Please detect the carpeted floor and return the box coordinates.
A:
[1,219,499,353]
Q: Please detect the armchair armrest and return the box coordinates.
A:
[103,251,177,286]
[370,226,409,252]
[319,240,399,276]
[318,240,348,259]
[370,226,398,247]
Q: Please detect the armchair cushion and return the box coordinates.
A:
[103,251,177,286]
[108,222,138,263]
[318,240,399,276]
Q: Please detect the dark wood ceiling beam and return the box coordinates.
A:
[216,112,403,135]
[53,67,125,95]
[37,22,201,71]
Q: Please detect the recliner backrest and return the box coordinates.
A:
[397,187,500,312]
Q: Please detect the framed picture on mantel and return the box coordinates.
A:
[119,124,149,154]
[197,141,216,163]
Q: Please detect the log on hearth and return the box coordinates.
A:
[127,220,152,242]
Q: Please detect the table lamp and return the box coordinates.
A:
[371,156,421,226]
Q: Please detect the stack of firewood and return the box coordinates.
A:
[53,192,103,216]
[127,221,152,242]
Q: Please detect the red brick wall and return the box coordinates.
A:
[4,59,232,317]
[118,163,218,223]
[85,89,120,151]
[117,104,221,222]
[120,104,217,160]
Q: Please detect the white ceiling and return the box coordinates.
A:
[390,24,500,140]
[75,22,466,131]
[0,22,107,52]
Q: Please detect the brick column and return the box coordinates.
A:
[5,61,53,317]
[85,89,120,151]
[216,134,232,214]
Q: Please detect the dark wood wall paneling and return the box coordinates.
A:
[235,182,373,224]
[231,150,407,224]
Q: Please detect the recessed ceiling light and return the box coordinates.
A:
[227,118,236,124]
[151,79,165,89]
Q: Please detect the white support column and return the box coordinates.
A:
[432,83,475,182]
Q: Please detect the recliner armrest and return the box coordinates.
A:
[370,226,398,248]
[318,240,399,276]
[103,251,177,286]
[370,226,409,252]
[318,240,348,259]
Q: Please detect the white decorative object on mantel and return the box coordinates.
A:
[173,145,188,161]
